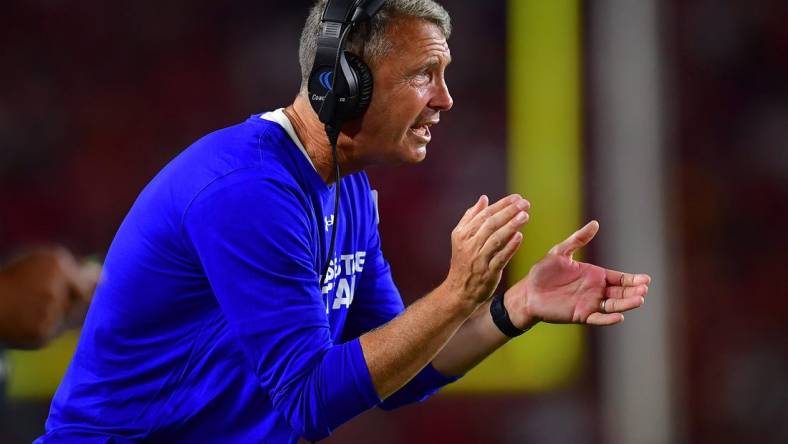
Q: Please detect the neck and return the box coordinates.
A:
[284,95,362,184]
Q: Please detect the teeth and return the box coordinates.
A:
[411,126,428,136]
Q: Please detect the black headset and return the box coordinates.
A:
[308,0,383,135]
[308,0,384,288]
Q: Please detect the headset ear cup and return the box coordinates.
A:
[344,52,373,117]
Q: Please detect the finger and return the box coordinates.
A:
[457,195,488,227]
[605,269,651,287]
[605,284,649,299]
[480,209,528,261]
[586,312,624,326]
[602,296,644,313]
[489,231,524,272]
[464,194,527,237]
[473,198,530,245]
[549,220,599,257]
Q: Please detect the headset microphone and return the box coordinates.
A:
[308,0,382,289]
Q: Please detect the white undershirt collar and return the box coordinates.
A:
[260,109,317,171]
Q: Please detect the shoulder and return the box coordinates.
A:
[168,116,292,191]
[180,167,318,267]
[134,116,309,220]
[182,165,312,236]
[187,167,307,214]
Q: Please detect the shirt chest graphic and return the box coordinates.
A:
[321,250,366,312]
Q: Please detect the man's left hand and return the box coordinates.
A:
[504,220,651,330]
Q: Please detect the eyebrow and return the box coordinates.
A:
[417,55,452,71]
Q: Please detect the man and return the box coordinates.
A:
[39,1,651,442]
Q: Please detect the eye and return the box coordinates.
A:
[404,65,436,87]
[414,69,433,84]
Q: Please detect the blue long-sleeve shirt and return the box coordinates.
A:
[38,111,458,443]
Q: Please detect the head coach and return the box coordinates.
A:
[38,1,651,442]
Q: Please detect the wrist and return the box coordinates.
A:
[440,273,488,309]
[503,286,539,331]
[437,280,482,319]
[489,293,528,338]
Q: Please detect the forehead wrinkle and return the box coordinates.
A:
[384,17,449,54]
[414,40,451,65]
[377,18,451,73]
[413,36,448,50]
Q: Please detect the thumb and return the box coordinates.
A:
[549,220,600,258]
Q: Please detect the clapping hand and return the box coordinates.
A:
[445,194,531,306]
[505,221,651,329]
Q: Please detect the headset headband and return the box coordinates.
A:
[321,0,385,25]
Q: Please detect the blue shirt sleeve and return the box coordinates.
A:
[343,184,461,410]
[182,169,379,441]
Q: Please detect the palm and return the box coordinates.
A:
[507,221,651,327]
[525,254,607,323]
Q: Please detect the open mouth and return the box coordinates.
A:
[409,125,431,138]
[409,120,437,141]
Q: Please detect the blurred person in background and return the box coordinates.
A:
[0,247,100,404]
[37,1,650,443]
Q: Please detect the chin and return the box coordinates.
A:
[396,149,427,165]
[412,146,428,162]
[385,145,428,166]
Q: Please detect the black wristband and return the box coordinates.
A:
[490,293,529,338]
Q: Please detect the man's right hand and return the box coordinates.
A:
[0,247,100,349]
[361,194,530,399]
[444,194,530,306]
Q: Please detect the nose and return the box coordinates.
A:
[429,77,453,112]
